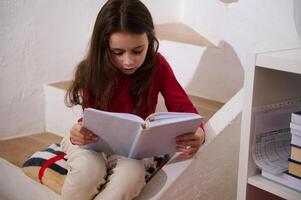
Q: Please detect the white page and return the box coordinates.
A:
[129,115,202,159]
[145,112,201,127]
[83,108,142,156]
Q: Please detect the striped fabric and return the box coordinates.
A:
[22,143,170,194]
[23,143,68,176]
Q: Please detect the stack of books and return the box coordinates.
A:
[289,111,301,179]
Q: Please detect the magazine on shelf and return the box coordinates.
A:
[292,111,301,125]
[83,108,203,159]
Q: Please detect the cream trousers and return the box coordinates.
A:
[60,134,146,200]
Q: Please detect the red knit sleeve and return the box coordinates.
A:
[156,53,204,129]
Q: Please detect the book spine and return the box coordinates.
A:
[290,122,301,133]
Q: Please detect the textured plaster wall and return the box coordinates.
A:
[0,0,105,138]
[256,0,301,51]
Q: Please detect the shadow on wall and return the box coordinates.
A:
[185,41,244,103]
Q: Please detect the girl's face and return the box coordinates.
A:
[109,32,149,75]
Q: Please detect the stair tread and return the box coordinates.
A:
[155,23,216,47]
[49,81,71,91]
[0,132,63,168]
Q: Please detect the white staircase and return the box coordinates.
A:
[0,22,243,200]
[41,23,242,200]
[44,81,82,137]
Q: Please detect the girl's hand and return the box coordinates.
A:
[175,127,205,159]
[69,122,99,146]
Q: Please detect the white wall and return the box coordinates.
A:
[164,0,254,102]
[0,0,182,139]
[166,0,301,103]
[256,0,301,52]
[0,0,104,139]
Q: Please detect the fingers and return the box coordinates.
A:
[176,133,201,148]
[70,123,99,146]
[176,129,205,159]
[176,146,198,159]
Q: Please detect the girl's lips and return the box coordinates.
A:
[122,68,137,74]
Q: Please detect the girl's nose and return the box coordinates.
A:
[123,53,134,66]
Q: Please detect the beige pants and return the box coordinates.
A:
[61,134,146,200]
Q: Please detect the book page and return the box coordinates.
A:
[252,106,301,174]
[129,115,202,159]
[83,108,142,156]
[145,112,201,127]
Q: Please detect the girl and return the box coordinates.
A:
[62,0,205,199]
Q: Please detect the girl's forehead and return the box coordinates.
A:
[109,32,148,48]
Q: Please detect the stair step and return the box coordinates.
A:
[44,83,82,136]
[0,132,62,167]
[49,80,71,91]
[155,23,217,47]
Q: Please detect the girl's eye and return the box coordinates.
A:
[133,50,143,55]
[111,51,124,56]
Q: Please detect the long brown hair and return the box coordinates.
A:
[65,0,159,114]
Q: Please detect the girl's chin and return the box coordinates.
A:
[121,68,137,75]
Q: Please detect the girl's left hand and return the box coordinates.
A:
[175,127,205,159]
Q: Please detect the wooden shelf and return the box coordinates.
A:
[155,23,216,48]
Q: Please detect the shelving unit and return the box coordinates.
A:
[237,48,301,200]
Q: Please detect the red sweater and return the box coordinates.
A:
[82,53,203,128]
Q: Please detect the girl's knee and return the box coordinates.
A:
[115,158,146,185]
[67,150,107,185]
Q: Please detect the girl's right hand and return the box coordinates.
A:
[69,122,99,146]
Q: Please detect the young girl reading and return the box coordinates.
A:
[62,0,205,199]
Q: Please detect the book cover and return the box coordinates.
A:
[290,144,301,162]
[83,108,203,159]
[292,111,301,125]
[288,158,301,178]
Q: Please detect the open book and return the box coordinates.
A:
[83,108,203,159]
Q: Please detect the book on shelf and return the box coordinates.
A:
[292,111,301,125]
[290,123,301,146]
[290,144,301,162]
[290,122,301,132]
[261,170,301,192]
[83,108,203,159]
[288,158,301,178]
